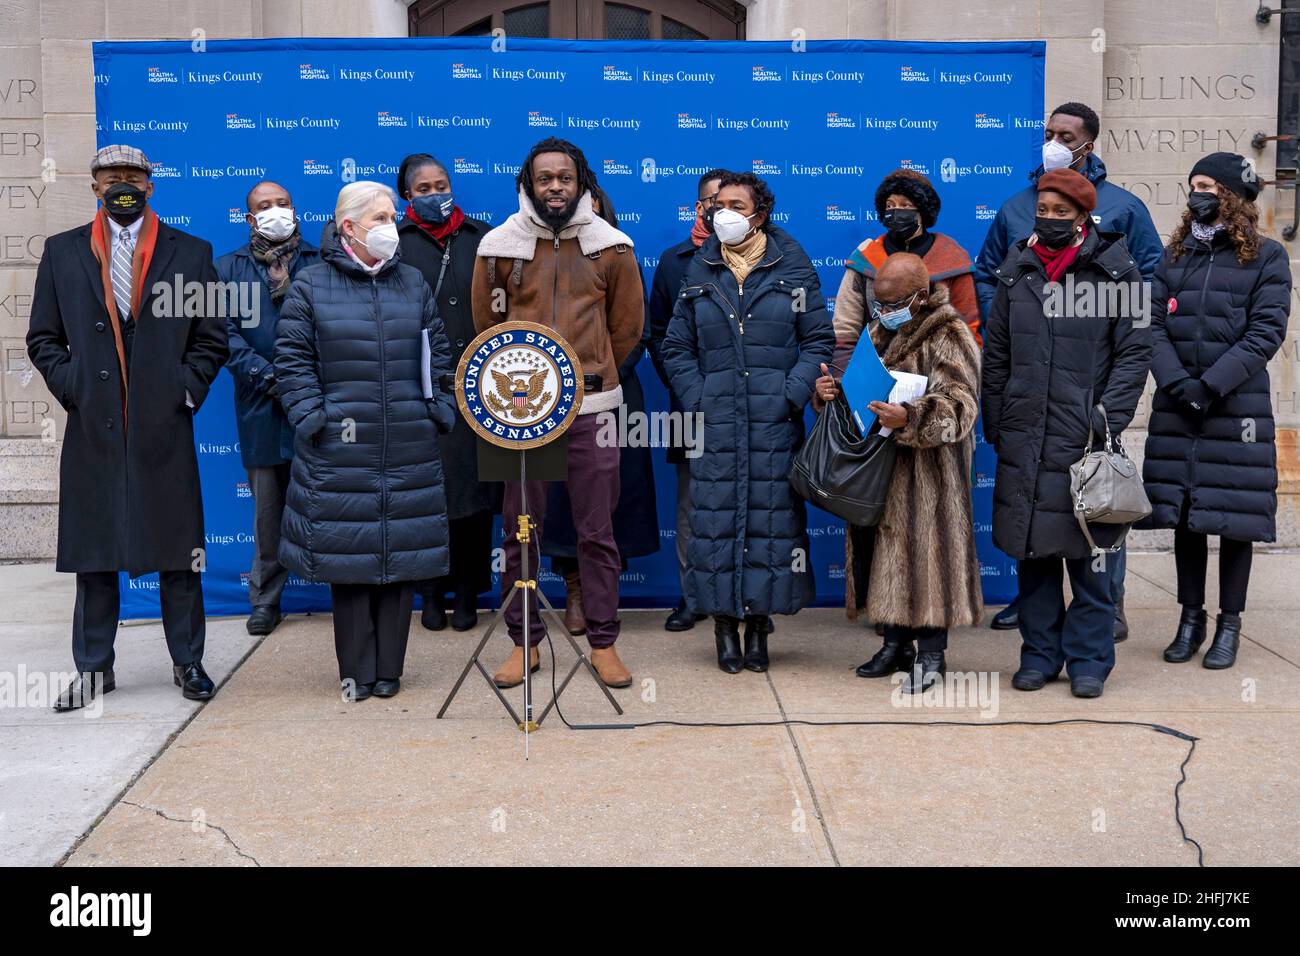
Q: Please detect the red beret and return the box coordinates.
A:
[1036,168,1097,213]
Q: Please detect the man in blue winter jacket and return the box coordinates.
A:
[973,101,1161,637]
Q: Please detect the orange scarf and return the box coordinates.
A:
[89,206,158,427]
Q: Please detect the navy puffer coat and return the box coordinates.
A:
[662,227,835,618]
[274,222,456,585]
[1139,231,1291,542]
[981,229,1153,560]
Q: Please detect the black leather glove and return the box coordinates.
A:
[262,370,278,397]
[1089,406,1109,439]
[1169,378,1214,414]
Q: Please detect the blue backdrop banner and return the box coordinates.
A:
[90,36,1042,619]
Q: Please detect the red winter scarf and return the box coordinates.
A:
[1033,225,1086,283]
[89,206,159,428]
[405,202,464,243]
[689,212,710,247]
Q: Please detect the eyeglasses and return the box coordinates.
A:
[872,291,919,315]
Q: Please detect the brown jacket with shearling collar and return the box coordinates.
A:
[471,190,644,414]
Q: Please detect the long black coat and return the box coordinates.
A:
[647,235,699,462]
[662,227,834,617]
[274,223,456,585]
[215,239,320,469]
[981,230,1153,560]
[396,215,499,520]
[543,316,660,562]
[1140,232,1291,542]
[27,219,228,574]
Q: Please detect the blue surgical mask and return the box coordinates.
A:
[875,292,918,331]
[411,191,455,224]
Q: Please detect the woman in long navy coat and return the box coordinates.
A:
[662,172,834,675]
[276,182,456,701]
[1140,152,1291,670]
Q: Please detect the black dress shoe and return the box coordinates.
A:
[1113,599,1129,643]
[421,597,448,631]
[246,604,282,636]
[1070,676,1105,698]
[1202,612,1241,669]
[53,671,115,712]
[450,592,478,632]
[714,617,743,674]
[372,678,401,697]
[743,615,772,672]
[903,651,945,694]
[1012,668,1052,691]
[1163,606,1207,663]
[173,662,215,701]
[855,640,915,678]
[665,602,705,632]
[991,598,1020,630]
[343,681,374,702]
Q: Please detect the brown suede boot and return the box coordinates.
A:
[589,646,632,688]
[563,572,586,636]
[492,645,541,689]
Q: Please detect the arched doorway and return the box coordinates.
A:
[408,0,746,40]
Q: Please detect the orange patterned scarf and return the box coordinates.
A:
[89,206,158,427]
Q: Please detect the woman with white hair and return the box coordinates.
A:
[275,181,457,701]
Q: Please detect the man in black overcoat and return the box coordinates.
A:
[27,145,229,711]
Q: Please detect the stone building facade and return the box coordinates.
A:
[1,0,1295,557]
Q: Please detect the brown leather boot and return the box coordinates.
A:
[563,572,586,636]
[492,645,541,689]
[589,646,632,688]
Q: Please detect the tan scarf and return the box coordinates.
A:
[89,206,159,429]
[720,228,767,288]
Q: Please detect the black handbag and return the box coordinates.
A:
[790,391,897,526]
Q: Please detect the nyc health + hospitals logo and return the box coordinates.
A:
[457,323,583,450]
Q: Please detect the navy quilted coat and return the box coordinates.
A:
[661,227,834,618]
[1139,232,1291,542]
[981,230,1153,560]
[274,223,456,585]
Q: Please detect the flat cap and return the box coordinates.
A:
[90,144,152,175]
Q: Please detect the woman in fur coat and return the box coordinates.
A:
[813,253,983,693]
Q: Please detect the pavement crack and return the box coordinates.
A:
[119,800,261,866]
[764,673,842,866]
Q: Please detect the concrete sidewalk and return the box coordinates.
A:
[2,553,1297,867]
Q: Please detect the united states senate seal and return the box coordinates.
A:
[455,321,584,449]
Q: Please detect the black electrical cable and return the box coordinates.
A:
[541,630,1205,866]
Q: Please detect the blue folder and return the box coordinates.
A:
[839,332,897,435]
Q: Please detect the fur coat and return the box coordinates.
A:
[841,284,984,629]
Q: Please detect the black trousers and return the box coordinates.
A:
[73,570,205,675]
[883,624,948,653]
[330,581,415,685]
[417,510,494,606]
[246,463,291,609]
[1174,500,1254,613]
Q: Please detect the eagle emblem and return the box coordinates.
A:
[488,367,552,420]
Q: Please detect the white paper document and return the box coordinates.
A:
[879,371,929,436]
[421,329,434,399]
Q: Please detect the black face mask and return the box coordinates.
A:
[1034,215,1078,250]
[103,182,147,223]
[881,208,921,237]
[702,204,718,234]
[1187,191,1221,225]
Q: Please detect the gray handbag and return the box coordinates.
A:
[1068,404,1152,555]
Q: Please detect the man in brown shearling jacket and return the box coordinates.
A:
[471,137,644,690]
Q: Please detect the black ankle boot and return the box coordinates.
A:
[1163,606,1207,662]
[855,640,915,678]
[421,593,447,631]
[903,651,945,694]
[1202,613,1241,669]
[743,615,771,672]
[450,590,478,631]
[714,617,743,674]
